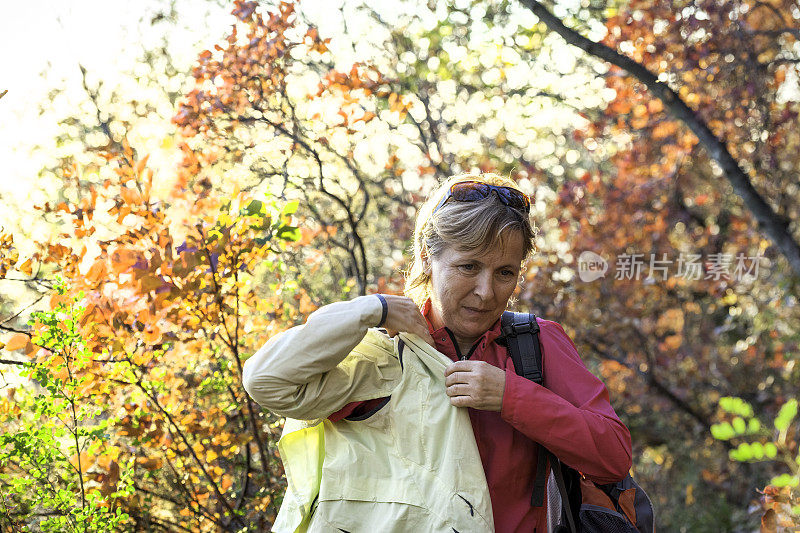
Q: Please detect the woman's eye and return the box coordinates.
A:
[458,264,476,272]
[500,269,516,277]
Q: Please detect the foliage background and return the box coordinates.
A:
[1,0,799,531]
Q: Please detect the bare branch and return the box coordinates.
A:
[518,0,800,279]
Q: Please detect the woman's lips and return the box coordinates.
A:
[463,306,490,315]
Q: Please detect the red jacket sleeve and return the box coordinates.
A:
[500,318,632,484]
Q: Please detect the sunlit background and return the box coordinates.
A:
[0,0,609,233]
[2,0,799,530]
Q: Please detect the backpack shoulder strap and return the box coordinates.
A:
[500,311,543,384]
[501,311,552,510]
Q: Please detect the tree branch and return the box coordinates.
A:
[583,335,722,439]
[0,359,30,366]
[518,0,800,279]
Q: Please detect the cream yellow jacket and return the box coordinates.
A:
[242,295,495,532]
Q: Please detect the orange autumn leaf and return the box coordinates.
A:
[18,258,33,275]
[49,293,72,310]
[110,248,141,273]
[120,186,143,206]
[53,366,70,382]
[142,325,162,344]
[135,154,150,177]
[4,333,30,351]
[69,451,90,472]
[86,259,107,283]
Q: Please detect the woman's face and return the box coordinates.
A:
[426,231,524,352]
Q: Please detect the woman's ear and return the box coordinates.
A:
[421,245,432,275]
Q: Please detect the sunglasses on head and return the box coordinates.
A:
[433,181,531,214]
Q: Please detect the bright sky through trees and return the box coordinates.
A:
[0,1,230,225]
[0,0,600,233]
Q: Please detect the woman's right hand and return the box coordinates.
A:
[378,295,436,348]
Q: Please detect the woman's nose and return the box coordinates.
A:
[473,273,494,300]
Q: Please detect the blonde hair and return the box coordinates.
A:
[404,172,537,306]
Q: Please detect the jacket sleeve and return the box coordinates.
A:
[242,295,401,421]
[500,319,632,484]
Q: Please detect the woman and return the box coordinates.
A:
[243,172,632,532]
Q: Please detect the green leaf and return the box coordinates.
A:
[775,399,798,431]
[771,473,800,487]
[719,396,754,418]
[732,417,746,434]
[244,199,265,216]
[281,200,300,216]
[747,418,761,434]
[711,422,735,441]
[764,442,778,459]
[729,442,752,462]
[277,225,301,242]
[750,442,764,460]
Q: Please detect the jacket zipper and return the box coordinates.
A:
[445,328,466,360]
[444,327,481,361]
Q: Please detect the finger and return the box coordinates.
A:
[409,309,432,335]
[401,307,435,347]
[382,295,419,326]
[405,316,429,337]
[446,384,471,397]
[445,372,471,387]
[445,360,476,376]
[412,326,435,347]
[449,395,472,408]
[402,329,436,348]
[382,295,429,334]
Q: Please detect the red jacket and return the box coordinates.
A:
[331,301,632,532]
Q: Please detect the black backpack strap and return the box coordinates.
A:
[501,313,580,533]
[501,311,549,507]
[500,311,542,383]
[531,444,549,507]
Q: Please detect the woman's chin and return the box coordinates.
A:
[453,319,493,343]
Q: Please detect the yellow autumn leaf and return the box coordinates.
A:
[18,258,32,275]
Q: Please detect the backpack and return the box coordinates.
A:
[500,311,656,533]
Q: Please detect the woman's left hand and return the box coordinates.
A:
[444,361,506,412]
